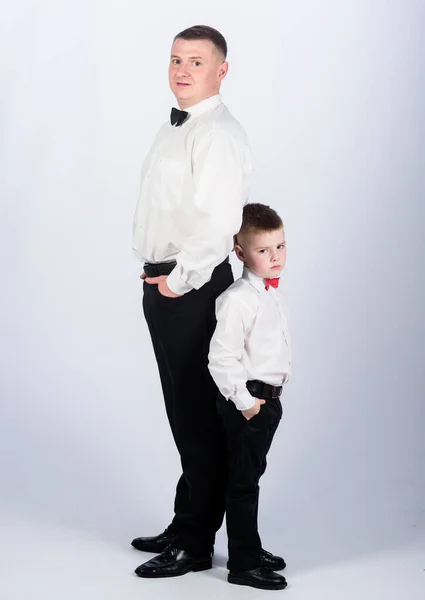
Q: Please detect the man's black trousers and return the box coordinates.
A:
[142,260,233,557]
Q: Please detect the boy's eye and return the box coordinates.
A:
[259,249,268,254]
[278,243,286,249]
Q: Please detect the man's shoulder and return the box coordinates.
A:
[215,104,248,137]
[195,104,249,145]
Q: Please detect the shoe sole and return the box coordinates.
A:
[228,563,287,572]
[131,544,171,554]
[135,559,212,578]
[228,574,288,590]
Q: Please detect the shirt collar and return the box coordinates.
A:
[242,266,268,293]
[185,94,222,119]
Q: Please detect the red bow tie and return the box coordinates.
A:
[264,277,280,291]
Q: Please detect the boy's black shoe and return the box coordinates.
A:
[227,549,286,572]
[260,548,286,571]
[228,567,287,590]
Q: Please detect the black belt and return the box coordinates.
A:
[143,261,177,277]
[143,256,229,278]
[246,380,283,400]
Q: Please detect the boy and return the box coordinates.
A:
[208,203,292,591]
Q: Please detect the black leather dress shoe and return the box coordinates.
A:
[135,546,212,578]
[131,526,177,554]
[228,566,287,590]
[260,548,286,571]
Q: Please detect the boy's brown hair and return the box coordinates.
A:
[235,203,283,246]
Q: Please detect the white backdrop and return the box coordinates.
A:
[1,0,424,583]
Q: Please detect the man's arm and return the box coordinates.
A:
[166,128,252,295]
[208,291,256,411]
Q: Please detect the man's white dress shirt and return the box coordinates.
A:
[132,94,252,295]
[208,267,292,411]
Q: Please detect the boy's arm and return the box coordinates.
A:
[208,292,256,411]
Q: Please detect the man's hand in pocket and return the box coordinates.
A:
[143,275,182,298]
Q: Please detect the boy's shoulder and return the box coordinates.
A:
[224,274,254,291]
[216,276,260,314]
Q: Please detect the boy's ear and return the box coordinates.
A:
[234,244,246,263]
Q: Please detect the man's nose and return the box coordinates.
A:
[176,63,190,77]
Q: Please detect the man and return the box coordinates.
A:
[131,25,284,579]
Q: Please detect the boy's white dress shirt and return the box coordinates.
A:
[208,267,292,411]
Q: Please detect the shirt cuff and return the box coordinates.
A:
[230,388,256,411]
[166,267,194,295]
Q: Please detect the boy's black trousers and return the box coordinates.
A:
[217,387,283,572]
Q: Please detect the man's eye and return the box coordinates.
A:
[172,59,180,65]
[194,61,201,66]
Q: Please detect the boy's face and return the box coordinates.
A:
[169,38,228,109]
[235,227,286,280]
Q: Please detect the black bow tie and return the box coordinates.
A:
[170,107,189,127]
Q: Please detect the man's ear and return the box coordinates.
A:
[218,61,229,80]
[234,244,246,263]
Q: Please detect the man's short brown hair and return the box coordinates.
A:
[174,25,228,59]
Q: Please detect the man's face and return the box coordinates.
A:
[169,38,228,109]
[235,228,287,280]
